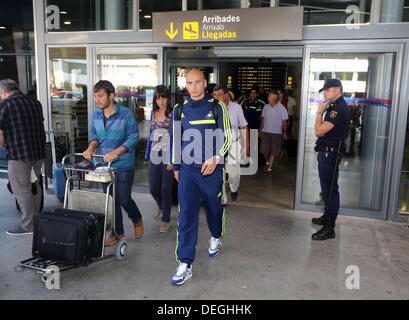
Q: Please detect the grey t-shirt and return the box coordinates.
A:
[261,103,288,134]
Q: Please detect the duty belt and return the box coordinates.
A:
[314,145,338,152]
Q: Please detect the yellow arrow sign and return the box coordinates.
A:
[166,22,178,40]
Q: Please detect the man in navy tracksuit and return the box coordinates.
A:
[169,69,232,285]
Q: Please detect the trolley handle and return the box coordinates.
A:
[62,153,118,178]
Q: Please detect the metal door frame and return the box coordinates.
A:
[92,45,163,108]
[90,45,163,133]
[294,42,405,220]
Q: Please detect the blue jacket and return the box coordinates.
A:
[90,102,139,171]
[169,94,232,171]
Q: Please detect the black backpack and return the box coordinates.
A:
[176,96,220,127]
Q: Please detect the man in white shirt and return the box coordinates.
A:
[259,91,288,175]
[213,85,249,203]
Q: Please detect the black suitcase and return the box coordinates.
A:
[33,209,105,266]
[54,208,105,258]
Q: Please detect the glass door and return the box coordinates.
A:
[94,47,163,186]
[295,43,403,220]
[168,61,218,106]
[48,47,88,156]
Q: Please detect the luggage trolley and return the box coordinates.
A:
[16,153,128,282]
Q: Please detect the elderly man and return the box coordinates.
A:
[259,91,288,175]
[0,79,46,235]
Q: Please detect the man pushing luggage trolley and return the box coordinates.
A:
[83,80,144,246]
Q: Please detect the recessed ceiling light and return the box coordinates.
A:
[60,11,68,14]
[144,15,152,19]
[64,21,71,25]
[0,26,6,29]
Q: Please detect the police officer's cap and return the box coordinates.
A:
[319,79,342,92]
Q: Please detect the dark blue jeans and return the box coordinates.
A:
[148,161,174,222]
[103,169,142,236]
[318,151,343,220]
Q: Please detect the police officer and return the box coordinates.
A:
[312,79,350,241]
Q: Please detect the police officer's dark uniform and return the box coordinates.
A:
[312,79,350,240]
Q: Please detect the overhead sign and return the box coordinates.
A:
[153,7,303,43]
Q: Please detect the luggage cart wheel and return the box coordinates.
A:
[115,239,128,261]
[14,265,24,273]
[39,270,53,283]
[40,274,50,284]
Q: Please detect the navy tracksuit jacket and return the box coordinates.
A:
[169,93,232,265]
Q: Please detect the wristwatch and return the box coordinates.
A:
[316,111,324,116]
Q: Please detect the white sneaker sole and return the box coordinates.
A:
[208,249,220,257]
[6,231,33,236]
[171,272,192,285]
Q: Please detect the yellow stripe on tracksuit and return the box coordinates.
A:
[189,120,216,125]
[210,99,232,157]
[221,168,227,237]
[207,99,229,237]
[213,100,229,237]
[172,106,176,165]
[175,203,181,263]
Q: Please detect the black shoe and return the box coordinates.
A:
[231,192,238,201]
[312,220,336,241]
[312,214,327,225]
[6,226,33,236]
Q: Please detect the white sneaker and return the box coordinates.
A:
[208,237,221,257]
[171,263,192,285]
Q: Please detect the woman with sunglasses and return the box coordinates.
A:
[145,85,174,233]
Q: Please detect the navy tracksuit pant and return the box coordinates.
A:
[175,164,226,265]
